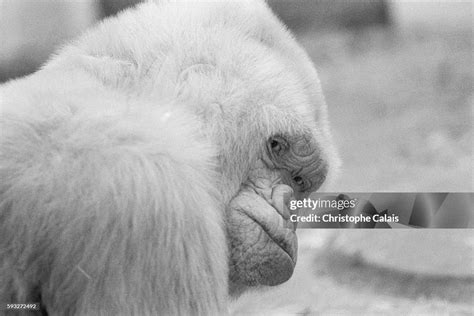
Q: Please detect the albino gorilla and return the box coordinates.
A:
[0,0,339,315]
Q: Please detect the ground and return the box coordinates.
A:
[232,230,473,315]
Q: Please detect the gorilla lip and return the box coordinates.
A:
[238,209,297,262]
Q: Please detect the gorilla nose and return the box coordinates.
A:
[270,185,297,231]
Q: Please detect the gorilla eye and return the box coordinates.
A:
[293,176,304,186]
[268,136,287,155]
[293,175,311,191]
[271,140,280,150]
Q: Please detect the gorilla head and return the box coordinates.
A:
[164,3,338,292]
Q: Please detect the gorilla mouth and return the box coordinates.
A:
[227,186,298,287]
[239,209,297,263]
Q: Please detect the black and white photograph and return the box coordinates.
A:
[0,0,472,315]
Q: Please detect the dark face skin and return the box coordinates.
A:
[227,132,328,295]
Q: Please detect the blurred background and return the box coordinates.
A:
[1,0,472,314]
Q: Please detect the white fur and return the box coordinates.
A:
[0,0,339,314]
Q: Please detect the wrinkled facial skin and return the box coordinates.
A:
[227,133,328,295]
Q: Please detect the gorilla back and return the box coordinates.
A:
[0,1,339,315]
